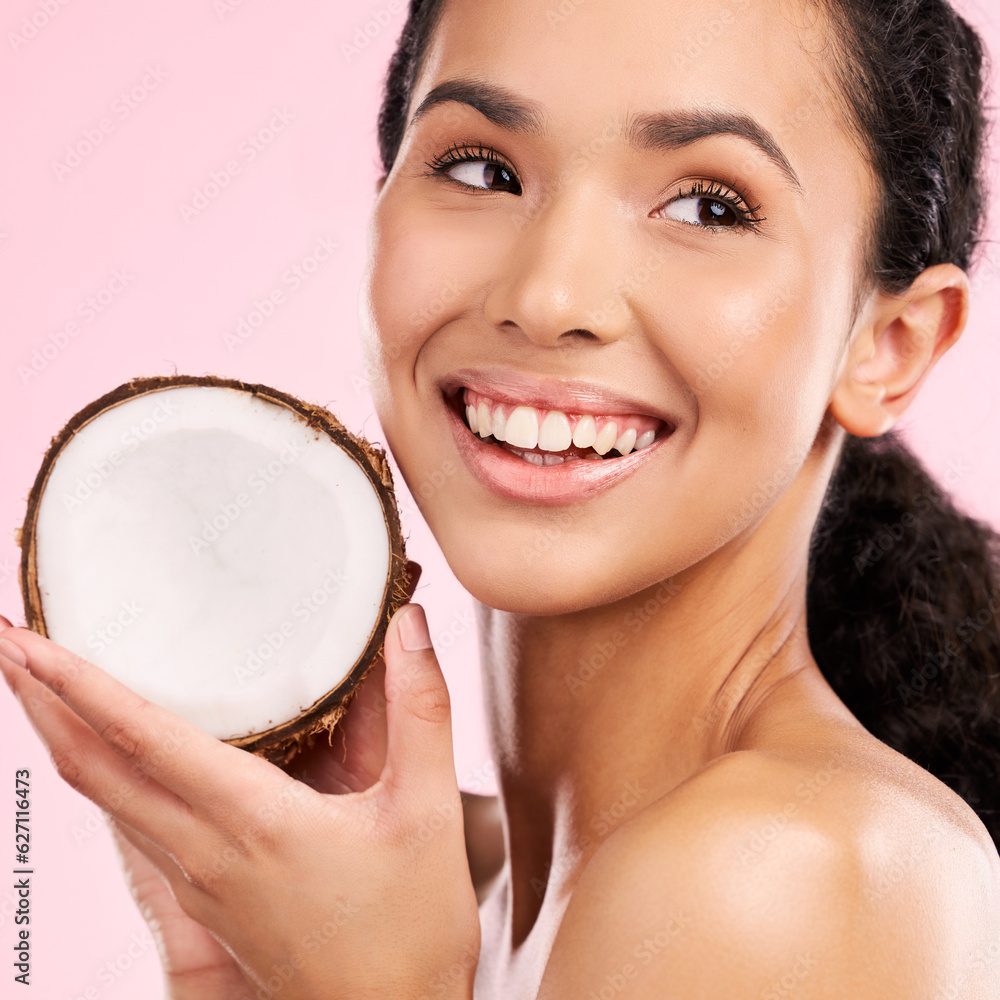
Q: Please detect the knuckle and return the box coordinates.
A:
[249,780,309,847]
[49,654,88,698]
[49,745,85,791]
[182,868,210,894]
[171,874,214,919]
[175,849,217,895]
[100,716,146,762]
[409,679,452,726]
[185,837,247,895]
[248,819,280,856]
[143,725,188,773]
[230,813,271,858]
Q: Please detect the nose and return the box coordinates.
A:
[483,179,633,348]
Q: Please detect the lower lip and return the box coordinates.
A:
[444,395,668,505]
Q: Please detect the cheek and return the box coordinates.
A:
[660,247,838,442]
[360,191,502,502]
[364,191,511,376]
[358,185,851,614]
[636,250,842,540]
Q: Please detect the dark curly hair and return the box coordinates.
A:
[374,0,1000,848]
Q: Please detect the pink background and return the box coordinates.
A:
[0,0,997,995]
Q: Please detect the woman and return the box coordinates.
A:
[2,0,999,996]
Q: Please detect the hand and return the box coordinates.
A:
[0,565,480,1000]
[2,615,245,1000]
[1,561,427,1000]
[282,562,422,796]
[130,559,424,999]
[108,817,256,1000]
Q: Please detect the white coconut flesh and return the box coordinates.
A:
[21,380,405,756]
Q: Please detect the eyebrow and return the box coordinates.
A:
[410,78,547,134]
[627,108,801,191]
[408,78,802,191]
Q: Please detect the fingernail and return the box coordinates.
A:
[397,604,432,652]
[0,637,27,670]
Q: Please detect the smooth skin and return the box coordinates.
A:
[2,0,1000,997]
[0,562,482,1000]
[362,0,1000,995]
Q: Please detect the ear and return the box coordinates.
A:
[829,263,970,437]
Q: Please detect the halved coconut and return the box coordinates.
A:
[17,375,409,764]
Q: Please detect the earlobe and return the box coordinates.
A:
[829,263,969,438]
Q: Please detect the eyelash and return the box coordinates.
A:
[670,179,766,232]
[422,142,767,232]
[423,142,520,191]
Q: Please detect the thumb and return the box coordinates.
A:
[380,603,457,802]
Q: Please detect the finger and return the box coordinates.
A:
[290,656,389,793]
[380,603,458,804]
[109,816,188,908]
[285,561,424,792]
[110,817,222,913]
[403,561,422,600]
[0,647,195,850]
[0,627,288,818]
[109,819,244,980]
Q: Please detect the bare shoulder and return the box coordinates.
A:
[537,736,1000,1000]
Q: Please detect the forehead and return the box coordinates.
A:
[412,0,857,189]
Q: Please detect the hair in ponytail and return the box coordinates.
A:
[373,0,1000,847]
[809,433,1000,845]
[805,0,999,849]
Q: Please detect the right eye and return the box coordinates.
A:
[446,160,521,193]
[424,143,523,195]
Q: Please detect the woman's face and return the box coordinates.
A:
[360,0,875,614]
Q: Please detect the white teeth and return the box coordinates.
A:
[538,410,572,452]
[520,450,544,466]
[592,421,618,456]
[504,406,539,449]
[614,427,637,456]
[542,453,565,465]
[585,451,604,459]
[572,414,597,449]
[491,406,507,442]
[476,401,493,439]
[463,390,662,460]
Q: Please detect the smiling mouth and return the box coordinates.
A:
[444,386,673,465]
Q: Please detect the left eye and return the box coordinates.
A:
[661,195,740,228]
[446,160,521,194]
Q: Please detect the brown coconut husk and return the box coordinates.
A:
[17,374,410,765]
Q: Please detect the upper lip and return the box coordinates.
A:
[439,366,678,427]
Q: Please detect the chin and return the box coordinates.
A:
[430,517,660,617]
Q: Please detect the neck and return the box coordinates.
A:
[475,433,852,948]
